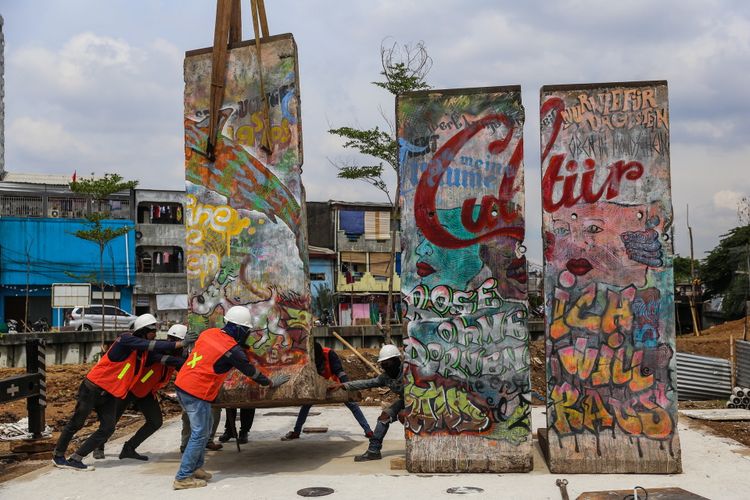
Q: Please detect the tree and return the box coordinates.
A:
[69,173,138,339]
[673,255,700,284]
[329,41,432,342]
[700,225,750,319]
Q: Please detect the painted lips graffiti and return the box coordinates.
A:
[399,86,531,473]
[540,81,681,474]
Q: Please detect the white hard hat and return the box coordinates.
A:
[377,344,401,362]
[224,306,253,328]
[133,313,158,332]
[167,324,187,340]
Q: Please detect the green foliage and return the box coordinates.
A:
[674,255,700,284]
[372,62,431,95]
[313,283,334,318]
[700,225,750,318]
[69,173,138,203]
[328,41,431,195]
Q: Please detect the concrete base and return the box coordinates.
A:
[538,428,682,474]
[406,434,532,473]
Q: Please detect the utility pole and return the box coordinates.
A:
[744,241,749,341]
[687,205,701,336]
[24,244,31,332]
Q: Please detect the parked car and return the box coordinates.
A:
[69,306,137,331]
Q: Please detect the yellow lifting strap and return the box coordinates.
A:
[206,0,273,160]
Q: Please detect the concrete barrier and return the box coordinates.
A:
[0,331,119,368]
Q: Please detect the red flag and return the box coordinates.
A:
[72,170,77,183]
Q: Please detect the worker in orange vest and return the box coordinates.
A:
[52,314,183,471]
[94,324,188,461]
[172,306,290,490]
[281,342,372,440]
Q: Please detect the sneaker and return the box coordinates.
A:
[354,450,382,462]
[93,448,105,460]
[205,441,223,451]
[66,458,95,471]
[281,431,300,441]
[119,444,148,461]
[365,431,374,439]
[52,455,71,469]
[193,468,213,480]
[237,431,248,445]
[173,477,207,490]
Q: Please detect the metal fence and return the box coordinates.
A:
[675,352,733,401]
[736,340,750,388]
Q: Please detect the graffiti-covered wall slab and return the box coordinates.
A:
[184,35,325,406]
[398,87,532,473]
[540,81,681,473]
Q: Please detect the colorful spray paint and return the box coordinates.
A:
[183,35,324,405]
[540,81,681,473]
[398,86,532,472]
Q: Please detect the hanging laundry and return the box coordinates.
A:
[339,210,365,239]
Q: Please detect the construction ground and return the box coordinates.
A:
[0,317,749,498]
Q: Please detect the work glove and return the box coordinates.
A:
[269,374,291,388]
[184,330,199,347]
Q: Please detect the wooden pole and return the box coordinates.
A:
[731,335,736,389]
[687,205,701,336]
[331,330,380,375]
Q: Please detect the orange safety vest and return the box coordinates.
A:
[175,328,238,401]
[320,347,340,383]
[86,336,143,399]
[130,362,176,398]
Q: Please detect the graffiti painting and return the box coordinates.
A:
[184,35,322,404]
[398,87,532,472]
[540,81,682,473]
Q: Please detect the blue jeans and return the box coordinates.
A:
[368,399,404,453]
[293,402,372,435]
[176,389,213,480]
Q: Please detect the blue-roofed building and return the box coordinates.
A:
[0,173,135,329]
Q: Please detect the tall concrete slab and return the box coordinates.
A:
[398,87,532,472]
[539,81,681,473]
[183,35,326,407]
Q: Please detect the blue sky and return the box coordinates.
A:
[2,0,749,263]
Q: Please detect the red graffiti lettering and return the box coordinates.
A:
[542,155,644,213]
[414,114,524,249]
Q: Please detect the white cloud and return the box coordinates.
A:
[713,190,744,212]
[7,116,91,161]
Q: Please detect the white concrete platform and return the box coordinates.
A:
[1,406,748,499]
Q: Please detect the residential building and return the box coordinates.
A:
[330,200,401,327]
[0,172,134,329]
[133,189,187,326]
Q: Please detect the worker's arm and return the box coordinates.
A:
[216,345,272,386]
[342,373,386,391]
[107,335,179,362]
[156,353,185,369]
[118,334,181,353]
[327,351,349,383]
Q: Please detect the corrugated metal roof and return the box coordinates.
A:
[2,172,73,185]
[676,352,732,401]
[736,340,750,388]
